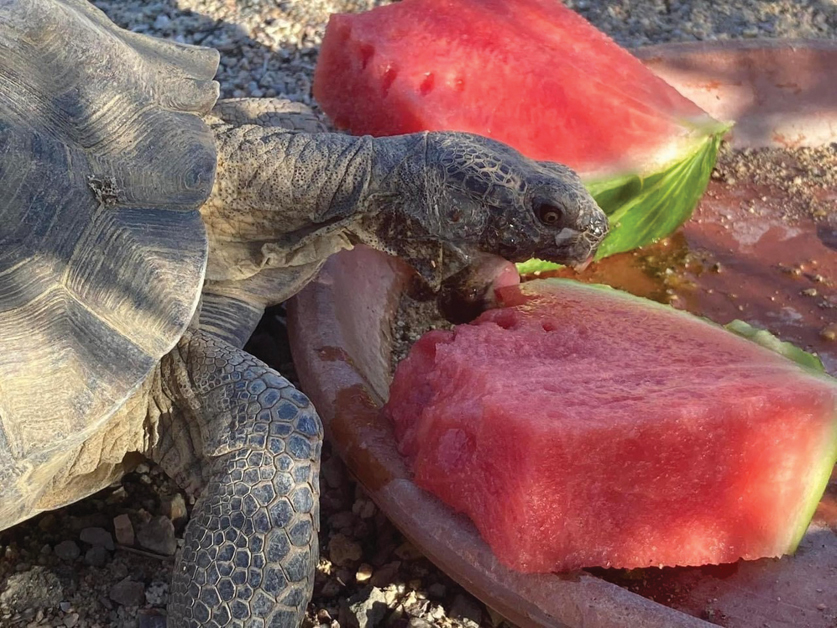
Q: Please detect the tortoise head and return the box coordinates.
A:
[365,132,609,289]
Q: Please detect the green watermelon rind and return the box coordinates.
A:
[515,279,837,556]
[722,319,835,553]
[724,319,825,374]
[517,121,731,275]
[787,415,837,553]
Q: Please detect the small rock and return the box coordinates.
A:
[113,514,135,547]
[145,581,169,607]
[161,493,188,530]
[37,514,57,532]
[54,541,80,562]
[320,579,342,598]
[109,577,146,607]
[63,612,79,627]
[152,14,170,30]
[352,499,377,520]
[369,561,400,588]
[381,584,401,607]
[80,527,115,551]
[328,534,362,567]
[327,511,355,530]
[347,586,389,628]
[59,602,71,613]
[336,568,355,585]
[450,593,483,628]
[486,606,510,627]
[426,583,446,599]
[111,561,129,580]
[355,563,373,583]
[68,513,109,532]
[408,619,434,628]
[137,516,177,556]
[321,456,346,489]
[428,603,446,621]
[106,487,128,504]
[138,610,168,628]
[84,546,110,567]
[393,541,423,561]
[0,567,64,613]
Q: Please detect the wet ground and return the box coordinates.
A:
[542,144,837,375]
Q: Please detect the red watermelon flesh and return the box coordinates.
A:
[313,0,715,176]
[383,280,837,573]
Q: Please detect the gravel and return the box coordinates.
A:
[1,0,835,627]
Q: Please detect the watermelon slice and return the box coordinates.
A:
[313,0,730,262]
[383,279,837,573]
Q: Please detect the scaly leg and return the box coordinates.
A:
[150,329,321,627]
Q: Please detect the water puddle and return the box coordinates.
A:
[541,147,837,376]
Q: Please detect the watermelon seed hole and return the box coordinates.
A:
[492,311,516,330]
[542,321,557,332]
[420,73,435,96]
[382,66,398,97]
[359,43,375,70]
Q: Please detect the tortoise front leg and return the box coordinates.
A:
[150,330,322,627]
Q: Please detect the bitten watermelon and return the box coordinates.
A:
[383,280,837,573]
[313,0,730,261]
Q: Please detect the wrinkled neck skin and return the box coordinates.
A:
[205,125,470,300]
[353,132,474,288]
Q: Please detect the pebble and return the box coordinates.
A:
[352,498,377,520]
[153,14,170,30]
[393,541,424,561]
[136,516,177,556]
[369,561,400,588]
[0,568,64,612]
[355,563,374,583]
[450,594,484,628]
[84,546,110,567]
[426,582,447,599]
[109,578,146,607]
[328,533,363,567]
[138,611,168,628]
[63,612,79,627]
[145,581,169,608]
[320,580,342,598]
[486,607,508,627]
[347,586,389,628]
[80,527,115,551]
[328,510,355,530]
[160,493,188,530]
[321,456,347,489]
[113,514,135,546]
[53,541,80,562]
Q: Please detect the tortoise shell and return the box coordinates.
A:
[0,0,218,465]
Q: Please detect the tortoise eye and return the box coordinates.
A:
[535,201,565,227]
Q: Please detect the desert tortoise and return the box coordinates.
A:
[0,0,608,625]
